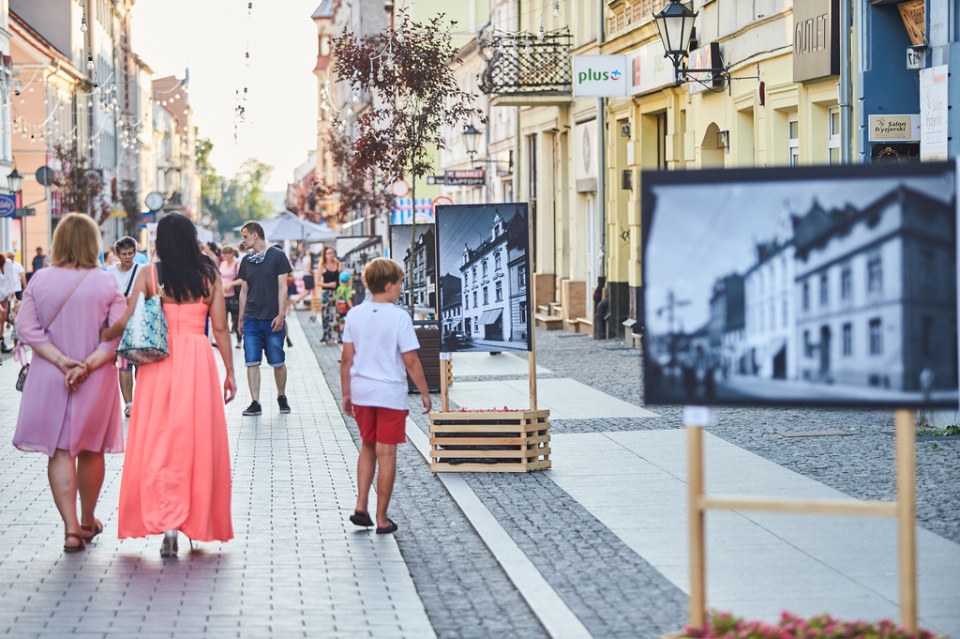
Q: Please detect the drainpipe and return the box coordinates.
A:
[597,0,607,331]
[839,0,853,164]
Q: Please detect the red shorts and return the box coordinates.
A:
[353,405,408,445]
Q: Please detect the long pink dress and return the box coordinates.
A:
[117,299,233,543]
[13,267,126,457]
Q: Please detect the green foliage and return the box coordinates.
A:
[682,611,945,639]
[197,137,273,235]
[50,141,110,225]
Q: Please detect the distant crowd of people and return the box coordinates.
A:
[6,213,429,556]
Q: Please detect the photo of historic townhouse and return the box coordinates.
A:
[435,204,532,353]
[390,224,437,317]
[337,236,383,304]
[641,162,958,408]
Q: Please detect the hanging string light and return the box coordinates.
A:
[537,13,545,41]
[553,1,560,18]
[80,9,87,32]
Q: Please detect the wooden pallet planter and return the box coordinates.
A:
[428,409,551,473]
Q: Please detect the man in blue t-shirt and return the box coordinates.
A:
[237,221,292,416]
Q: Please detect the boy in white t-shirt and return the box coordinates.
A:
[340,257,431,535]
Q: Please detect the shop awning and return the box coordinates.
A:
[478,309,503,325]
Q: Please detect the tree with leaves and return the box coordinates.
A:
[50,141,110,226]
[317,125,393,225]
[330,10,484,314]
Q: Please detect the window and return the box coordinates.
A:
[840,265,852,301]
[842,323,853,356]
[472,266,477,281]
[473,291,477,307]
[495,281,503,302]
[782,298,788,328]
[519,302,528,324]
[828,107,840,164]
[464,296,468,310]
[820,273,828,307]
[867,253,883,294]
[464,272,468,286]
[483,287,489,305]
[920,250,935,296]
[869,318,882,355]
[804,330,812,357]
[495,252,502,270]
[802,281,810,311]
[788,115,799,166]
[518,265,527,288]
[482,260,488,277]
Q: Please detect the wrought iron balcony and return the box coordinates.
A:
[478,28,573,104]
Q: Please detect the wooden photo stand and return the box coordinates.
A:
[683,408,918,632]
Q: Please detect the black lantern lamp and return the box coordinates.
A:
[462,124,482,166]
[654,0,698,83]
[7,167,22,194]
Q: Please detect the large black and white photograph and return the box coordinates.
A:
[435,204,533,353]
[641,162,958,408]
[336,236,383,304]
[390,224,437,317]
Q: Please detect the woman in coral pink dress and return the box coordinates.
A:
[103,213,236,557]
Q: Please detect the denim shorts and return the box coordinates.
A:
[243,317,286,368]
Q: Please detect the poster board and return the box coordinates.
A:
[389,224,437,317]
[336,235,383,305]
[435,204,533,353]
[641,161,958,408]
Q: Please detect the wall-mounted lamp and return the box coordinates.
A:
[653,0,738,90]
[6,167,23,194]
[462,124,482,166]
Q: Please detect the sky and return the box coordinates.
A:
[644,170,957,335]
[130,0,320,193]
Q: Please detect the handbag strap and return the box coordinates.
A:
[122,263,139,297]
[45,269,92,330]
[150,263,162,300]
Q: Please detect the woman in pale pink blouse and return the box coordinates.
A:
[12,213,127,553]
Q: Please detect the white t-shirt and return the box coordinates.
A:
[8,260,24,292]
[342,301,421,410]
[106,263,141,297]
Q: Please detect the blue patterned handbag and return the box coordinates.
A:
[116,265,169,365]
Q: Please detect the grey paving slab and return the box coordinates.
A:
[448,378,659,419]
[450,351,552,377]
[0,315,434,639]
[550,429,960,638]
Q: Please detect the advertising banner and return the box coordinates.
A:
[573,56,627,97]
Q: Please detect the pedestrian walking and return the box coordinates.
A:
[219,245,242,349]
[0,252,19,354]
[3,251,26,351]
[237,221,292,416]
[102,213,236,557]
[318,246,342,345]
[12,213,127,553]
[334,271,355,339]
[31,246,48,274]
[105,237,141,418]
[340,258,431,535]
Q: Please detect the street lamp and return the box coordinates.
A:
[6,167,22,194]
[462,124,481,166]
[653,0,731,88]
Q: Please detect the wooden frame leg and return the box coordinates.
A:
[895,409,917,632]
[687,425,706,629]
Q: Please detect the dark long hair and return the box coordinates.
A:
[155,214,218,302]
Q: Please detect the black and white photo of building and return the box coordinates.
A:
[337,236,384,304]
[641,162,958,408]
[436,204,532,353]
[390,224,437,317]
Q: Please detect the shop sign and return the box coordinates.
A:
[897,0,925,46]
[444,169,485,186]
[0,194,15,218]
[573,55,627,97]
[626,41,675,96]
[920,65,949,161]
[868,115,920,142]
[793,0,839,82]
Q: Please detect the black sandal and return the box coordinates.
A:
[349,512,374,527]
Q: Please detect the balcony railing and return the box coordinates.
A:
[479,28,572,97]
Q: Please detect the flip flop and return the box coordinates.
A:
[349,512,374,527]
[376,519,398,535]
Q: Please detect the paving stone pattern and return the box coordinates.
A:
[300,315,549,639]
[302,313,689,638]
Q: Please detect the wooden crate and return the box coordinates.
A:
[428,410,551,473]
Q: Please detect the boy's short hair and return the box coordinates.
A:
[362,257,404,294]
[241,221,265,240]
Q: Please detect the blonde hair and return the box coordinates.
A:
[51,213,101,268]
[362,257,404,294]
[221,245,238,257]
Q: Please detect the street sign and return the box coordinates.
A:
[444,169,485,186]
[426,175,447,186]
[12,208,35,218]
[0,194,15,218]
[109,209,127,218]
[141,211,157,223]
